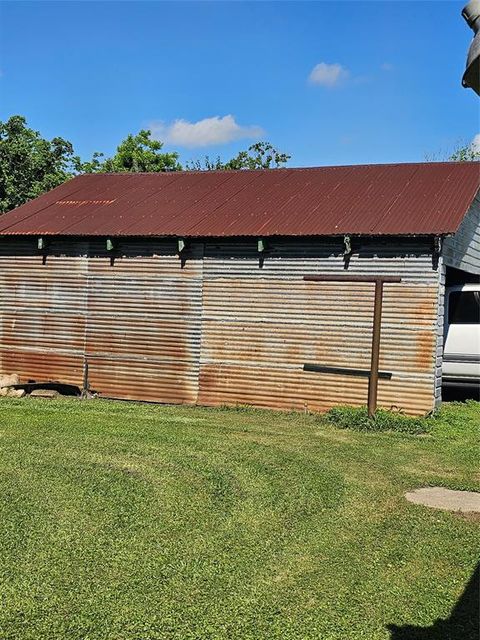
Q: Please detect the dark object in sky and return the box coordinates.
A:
[462,0,480,95]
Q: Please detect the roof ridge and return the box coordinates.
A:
[89,160,479,177]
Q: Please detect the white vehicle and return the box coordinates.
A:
[443,284,480,390]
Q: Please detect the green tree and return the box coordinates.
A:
[225,141,291,170]
[0,117,288,215]
[425,140,480,162]
[98,130,181,173]
[185,155,225,171]
[0,115,80,213]
[187,141,291,171]
[73,151,105,174]
[449,141,480,162]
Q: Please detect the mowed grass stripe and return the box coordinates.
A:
[0,398,478,639]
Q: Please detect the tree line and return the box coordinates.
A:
[0,115,291,214]
[1,114,478,215]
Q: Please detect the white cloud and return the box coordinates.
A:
[471,133,480,153]
[308,62,349,87]
[150,115,264,148]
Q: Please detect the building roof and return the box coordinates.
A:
[0,162,478,238]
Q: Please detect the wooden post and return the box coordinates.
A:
[303,274,401,416]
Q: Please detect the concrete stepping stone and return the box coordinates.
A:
[405,487,480,513]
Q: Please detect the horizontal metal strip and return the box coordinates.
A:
[204,276,436,281]
[86,276,203,282]
[198,360,433,381]
[0,310,434,329]
[95,393,197,404]
[197,384,435,403]
[202,301,437,310]
[0,345,84,356]
[202,286,437,294]
[303,363,392,379]
[91,380,199,390]
[203,272,436,282]
[201,326,436,338]
[304,275,401,283]
[200,317,435,329]
[200,343,434,354]
[204,265,436,271]
[203,257,434,264]
[201,313,436,324]
[200,357,433,371]
[197,387,434,403]
[0,309,202,321]
[85,353,200,366]
[202,289,438,297]
[197,387,434,406]
[85,332,202,339]
[200,340,435,353]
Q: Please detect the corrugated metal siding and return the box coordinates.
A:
[0,238,204,405]
[0,237,441,415]
[442,195,480,275]
[0,239,87,386]
[198,239,440,415]
[84,240,203,404]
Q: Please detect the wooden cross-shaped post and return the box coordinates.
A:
[303,274,402,417]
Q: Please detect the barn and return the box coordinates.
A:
[0,162,478,415]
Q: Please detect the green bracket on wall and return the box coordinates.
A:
[257,238,267,253]
[178,238,186,254]
[106,238,115,252]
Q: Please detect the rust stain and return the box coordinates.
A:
[199,276,438,415]
[84,251,201,404]
[416,297,437,320]
[414,330,436,371]
[2,312,86,352]
[57,200,116,206]
[0,349,83,386]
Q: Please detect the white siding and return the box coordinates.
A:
[443,194,480,275]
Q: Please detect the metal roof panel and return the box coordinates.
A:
[0,162,478,237]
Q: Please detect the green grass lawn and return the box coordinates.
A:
[0,398,478,640]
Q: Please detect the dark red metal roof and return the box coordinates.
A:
[0,162,478,237]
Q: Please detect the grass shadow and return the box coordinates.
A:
[387,562,479,640]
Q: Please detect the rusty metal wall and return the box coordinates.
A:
[84,239,203,404]
[0,238,87,386]
[0,238,204,405]
[198,239,441,415]
[0,237,440,415]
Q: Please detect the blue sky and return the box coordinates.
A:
[0,1,478,167]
